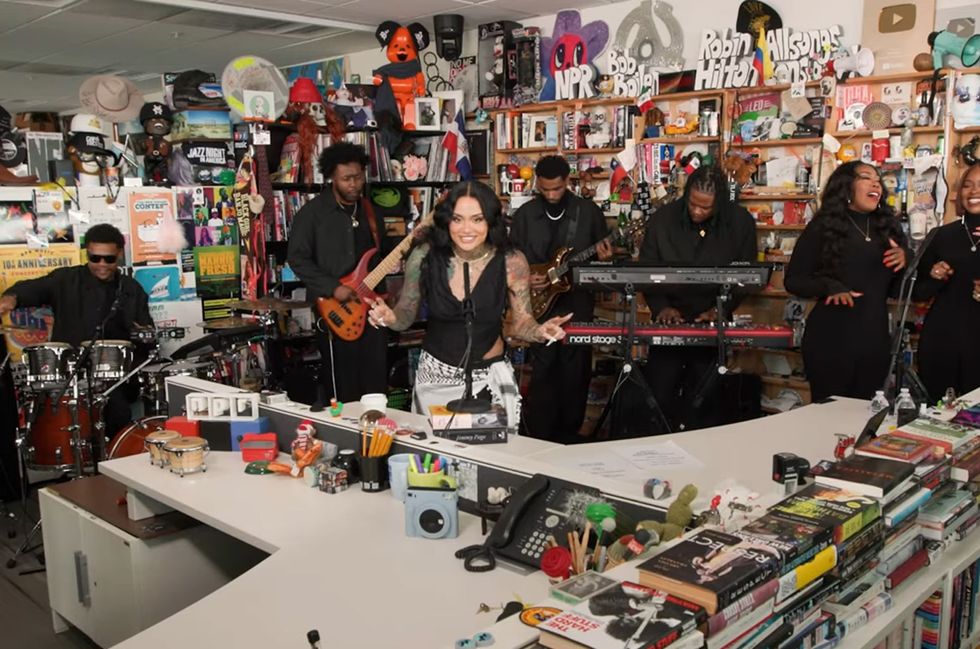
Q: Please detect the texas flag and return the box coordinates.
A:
[441,107,472,180]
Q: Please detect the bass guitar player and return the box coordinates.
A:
[510,155,612,443]
[287,142,390,404]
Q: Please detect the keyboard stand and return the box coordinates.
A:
[592,281,671,438]
[691,284,734,410]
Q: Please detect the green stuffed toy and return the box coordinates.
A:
[605,483,698,566]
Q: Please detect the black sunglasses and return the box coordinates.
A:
[88,254,118,264]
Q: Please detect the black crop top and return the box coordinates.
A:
[422,251,508,368]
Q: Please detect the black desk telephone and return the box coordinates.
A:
[455,473,600,572]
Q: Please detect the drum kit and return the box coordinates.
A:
[8,295,311,478]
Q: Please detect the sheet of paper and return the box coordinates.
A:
[610,439,704,470]
[550,452,636,479]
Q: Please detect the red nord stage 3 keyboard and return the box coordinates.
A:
[563,322,794,348]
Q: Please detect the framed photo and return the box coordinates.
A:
[433,89,464,126]
[414,97,441,131]
[528,115,549,145]
[407,187,433,221]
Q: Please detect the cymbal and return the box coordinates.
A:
[197,317,261,330]
[227,296,311,313]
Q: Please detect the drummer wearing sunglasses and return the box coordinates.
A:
[1,223,153,437]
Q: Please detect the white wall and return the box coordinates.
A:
[345,0,865,83]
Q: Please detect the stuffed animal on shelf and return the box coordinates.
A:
[372,21,430,129]
[721,153,758,188]
[140,102,173,186]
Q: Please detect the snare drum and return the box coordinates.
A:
[164,436,209,476]
[81,340,134,382]
[22,343,76,391]
[106,416,168,460]
[144,430,182,467]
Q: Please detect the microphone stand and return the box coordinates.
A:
[53,282,124,476]
[883,228,937,404]
[692,284,733,409]
[448,260,491,414]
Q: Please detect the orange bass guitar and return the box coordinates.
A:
[316,213,430,341]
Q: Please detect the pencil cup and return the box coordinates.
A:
[358,454,389,492]
[388,453,412,502]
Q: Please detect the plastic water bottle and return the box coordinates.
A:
[895,388,917,426]
[870,390,890,415]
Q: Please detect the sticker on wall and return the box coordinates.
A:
[539,10,609,101]
[613,0,684,71]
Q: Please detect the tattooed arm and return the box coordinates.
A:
[367,245,426,331]
[506,250,572,343]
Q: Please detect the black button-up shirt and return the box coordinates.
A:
[639,198,759,320]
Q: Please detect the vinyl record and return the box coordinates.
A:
[846,102,866,130]
[0,131,26,168]
[862,101,892,130]
[221,55,288,120]
[736,1,782,34]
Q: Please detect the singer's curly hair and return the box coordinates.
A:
[814,161,904,280]
[84,223,125,249]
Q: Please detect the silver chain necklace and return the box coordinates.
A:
[545,208,566,221]
[346,201,359,228]
[963,217,978,253]
[847,214,872,242]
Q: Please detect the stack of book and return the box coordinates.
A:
[537,581,706,649]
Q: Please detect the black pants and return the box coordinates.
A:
[803,341,890,402]
[522,342,592,443]
[641,346,719,433]
[315,325,388,404]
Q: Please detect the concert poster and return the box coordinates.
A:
[193,245,240,300]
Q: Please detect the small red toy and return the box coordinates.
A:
[372,21,429,128]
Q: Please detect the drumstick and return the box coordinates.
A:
[580,522,592,572]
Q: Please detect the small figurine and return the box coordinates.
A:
[291,419,318,459]
[372,21,429,128]
[834,433,856,461]
[139,102,173,186]
[643,107,665,138]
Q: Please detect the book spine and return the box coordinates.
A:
[876,536,924,575]
[707,578,779,636]
[885,487,933,527]
[777,546,838,603]
[885,548,929,589]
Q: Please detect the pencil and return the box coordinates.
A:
[361,429,367,456]
[580,522,591,573]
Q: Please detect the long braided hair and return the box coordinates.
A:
[814,161,905,281]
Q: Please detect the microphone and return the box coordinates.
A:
[462,261,474,320]
[902,225,940,283]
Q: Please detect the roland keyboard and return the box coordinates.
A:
[563,322,794,348]
[571,263,773,288]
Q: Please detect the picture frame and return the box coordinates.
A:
[414,97,441,131]
[528,115,550,145]
[433,89,464,126]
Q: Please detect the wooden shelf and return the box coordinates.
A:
[729,137,823,148]
[488,96,634,115]
[649,88,727,101]
[761,375,810,390]
[496,146,557,154]
[739,193,816,201]
[837,69,951,85]
[953,125,980,134]
[829,125,945,137]
[564,147,624,154]
[756,223,807,231]
[639,135,719,144]
[272,180,455,191]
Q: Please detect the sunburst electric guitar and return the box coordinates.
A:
[316,212,432,341]
[529,217,648,319]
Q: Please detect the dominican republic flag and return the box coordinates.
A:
[752,26,774,86]
[441,107,472,180]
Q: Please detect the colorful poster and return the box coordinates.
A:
[194,245,240,299]
[0,201,37,244]
[128,189,177,264]
[0,244,80,360]
[133,264,196,302]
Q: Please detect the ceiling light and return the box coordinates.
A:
[132,0,374,33]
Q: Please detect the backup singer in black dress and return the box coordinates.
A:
[913,164,980,402]
[785,162,908,401]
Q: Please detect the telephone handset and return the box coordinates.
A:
[456,473,600,572]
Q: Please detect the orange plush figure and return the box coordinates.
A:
[372,21,429,130]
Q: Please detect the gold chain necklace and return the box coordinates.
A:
[846,214,872,242]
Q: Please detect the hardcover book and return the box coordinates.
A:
[636,529,782,615]
[814,454,914,499]
[768,484,881,544]
[951,443,980,482]
[537,581,706,649]
[891,416,976,454]
[734,513,833,573]
[855,434,938,464]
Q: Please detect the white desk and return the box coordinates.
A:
[75,389,980,649]
[100,452,550,649]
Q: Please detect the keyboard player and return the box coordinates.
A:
[635,165,758,434]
